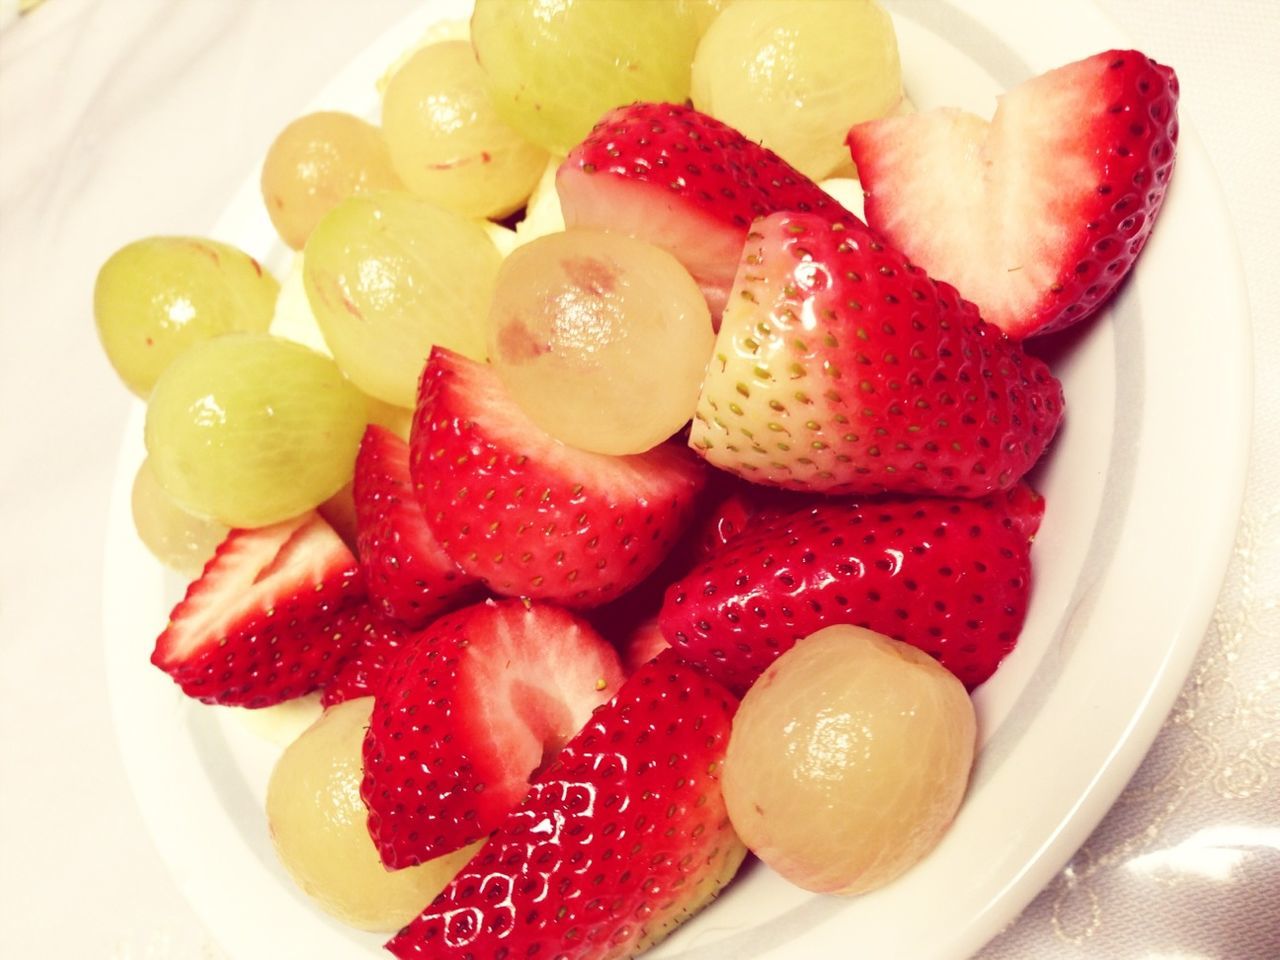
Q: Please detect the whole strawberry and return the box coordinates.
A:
[661,485,1045,694]
[386,650,746,959]
[360,599,624,869]
[690,211,1063,497]
[411,348,706,608]
[151,512,366,708]
[847,49,1179,338]
[558,101,857,316]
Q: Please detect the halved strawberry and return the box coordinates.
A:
[151,511,365,708]
[386,650,746,959]
[318,604,411,708]
[847,49,1178,338]
[558,101,857,316]
[360,598,625,869]
[690,211,1063,497]
[661,485,1045,694]
[353,424,481,627]
[410,348,706,608]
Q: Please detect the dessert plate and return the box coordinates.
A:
[102,1,1251,958]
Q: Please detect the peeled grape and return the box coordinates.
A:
[260,112,403,250]
[471,0,704,154]
[691,0,903,180]
[487,230,714,455]
[130,458,228,576]
[723,625,976,895]
[94,237,278,397]
[381,41,548,219]
[144,333,366,528]
[267,698,480,931]
[303,191,499,407]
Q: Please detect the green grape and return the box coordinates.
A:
[691,0,903,180]
[144,334,366,528]
[381,41,547,219]
[260,111,404,251]
[303,191,499,407]
[471,0,704,155]
[94,237,278,397]
[680,0,734,35]
[131,458,228,576]
[488,230,714,455]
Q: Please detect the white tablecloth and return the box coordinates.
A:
[1,1,1275,957]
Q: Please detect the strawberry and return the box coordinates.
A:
[353,423,481,627]
[386,650,746,960]
[557,101,857,316]
[318,604,410,708]
[846,49,1179,338]
[689,211,1063,497]
[660,485,1045,694]
[360,598,625,869]
[617,615,671,675]
[151,511,365,708]
[410,348,706,608]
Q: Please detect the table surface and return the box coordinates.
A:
[1,2,1276,958]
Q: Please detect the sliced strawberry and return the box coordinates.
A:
[690,211,1063,497]
[661,485,1045,694]
[558,101,857,316]
[318,604,411,708]
[847,49,1179,338]
[360,598,625,869]
[386,650,746,960]
[151,511,365,708]
[354,423,481,627]
[410,348,706,608]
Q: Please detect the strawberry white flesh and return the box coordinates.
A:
[847,49,1178,338]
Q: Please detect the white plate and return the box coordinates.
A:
[103,1,1252,958]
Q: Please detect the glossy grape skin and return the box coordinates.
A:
[266,698,480,932]
[487,229,714,455]
[691,0,903,180]
[260,111,403,250]
[723,626,975,895]
[144,333,367,528]
[94,237,278,397]
[130,458,228,576]
[470,0,705,155]
[303,191,499,407]
[381,41,547,219]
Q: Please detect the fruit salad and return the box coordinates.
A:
[93,1,1179,957]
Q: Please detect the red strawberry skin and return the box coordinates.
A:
[361,598,625,869]
[847,50,1179,338]
[661,485,1045,694]
[354,424,482,627]
[558,102,857,315]
[151,512,366,708]
[410,348,706,608]
[690,212,1064,497]
[387,650,746,960]
[318,604,411,708]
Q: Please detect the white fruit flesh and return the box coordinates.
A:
[723,626,976,895]
[266,698,480,932]
[853,65,1102,327]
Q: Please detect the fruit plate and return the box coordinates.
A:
[102,1,1251,958]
